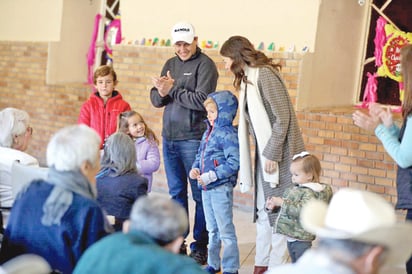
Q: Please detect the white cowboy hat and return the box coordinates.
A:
[1,254,51,274]
[301,188,412,267]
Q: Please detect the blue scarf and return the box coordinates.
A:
[41,166,96,226]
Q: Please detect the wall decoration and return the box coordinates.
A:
[104,15,122,61]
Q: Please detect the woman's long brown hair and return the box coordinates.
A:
[220,35,281,91]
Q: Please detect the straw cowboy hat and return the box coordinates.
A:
[301,188,412,267]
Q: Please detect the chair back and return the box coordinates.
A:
[11,161,48,201]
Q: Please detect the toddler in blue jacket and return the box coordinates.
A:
[189,90,240,274]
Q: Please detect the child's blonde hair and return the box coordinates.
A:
[93,65,118,85]
[203,97,217,109]
[292,152,321,182]
[117,110,159,145]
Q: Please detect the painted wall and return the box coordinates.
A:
[297,1,369,109]
[0,0,100,84]
[0,0,63,41]
[47,0,101,84]
[121,0,321,52]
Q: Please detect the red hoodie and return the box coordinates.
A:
[78,90,131,147]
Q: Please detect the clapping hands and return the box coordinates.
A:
[352,103,393,132]
[152,70,175,97]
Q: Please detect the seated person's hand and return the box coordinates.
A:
[122,220,130,233]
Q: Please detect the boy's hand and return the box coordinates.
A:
[199,171,217,186]
[189,168,200,179]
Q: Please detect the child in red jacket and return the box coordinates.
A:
[78,65,131,148]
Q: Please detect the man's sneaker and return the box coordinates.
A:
[203,265,220,274]
[179,242,187,255]
[189,250,208,265]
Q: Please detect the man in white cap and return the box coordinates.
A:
[150,21,218,265]
[266,188,412,274]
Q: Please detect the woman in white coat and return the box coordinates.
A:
[220,36,305,274]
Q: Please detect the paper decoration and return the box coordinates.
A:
[258,42,264,50]
[358,72,378,108]
[359,16,412,109]
[377,24,412,82]
[374,17,387,67]
[200,40,215,49]
[267,42,275,51]
[86,14,102,86]
[104,16,122,59]
[152,37,159,46]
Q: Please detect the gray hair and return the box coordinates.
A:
[0,108,30,148]
[47,125,101,171]
[317,237,382,260]
[129,195,188,245]
[100,132,137,176]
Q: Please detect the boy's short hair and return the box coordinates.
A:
[93,65,117,84]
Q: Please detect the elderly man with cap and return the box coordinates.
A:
[266,188,412,274]
[150,21,218,265]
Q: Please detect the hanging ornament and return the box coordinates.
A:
[104,15,122,60]
[377,24,412,82]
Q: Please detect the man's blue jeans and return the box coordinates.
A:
[162,139,208,252]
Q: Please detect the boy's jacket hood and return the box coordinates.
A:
[208,90,238,127]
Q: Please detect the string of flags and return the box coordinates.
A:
[125,38,309,52]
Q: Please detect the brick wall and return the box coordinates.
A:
[0,41,401,213]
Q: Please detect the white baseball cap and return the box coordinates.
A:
[171,21,195,44]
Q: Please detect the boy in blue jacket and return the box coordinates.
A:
[189,90,240,274]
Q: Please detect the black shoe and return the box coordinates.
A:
[189,250,208,265]
[204,265,220,274]
[179,242,187,255]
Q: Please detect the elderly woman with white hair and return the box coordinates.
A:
[0,125,111,274]
[0,108,38,225]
